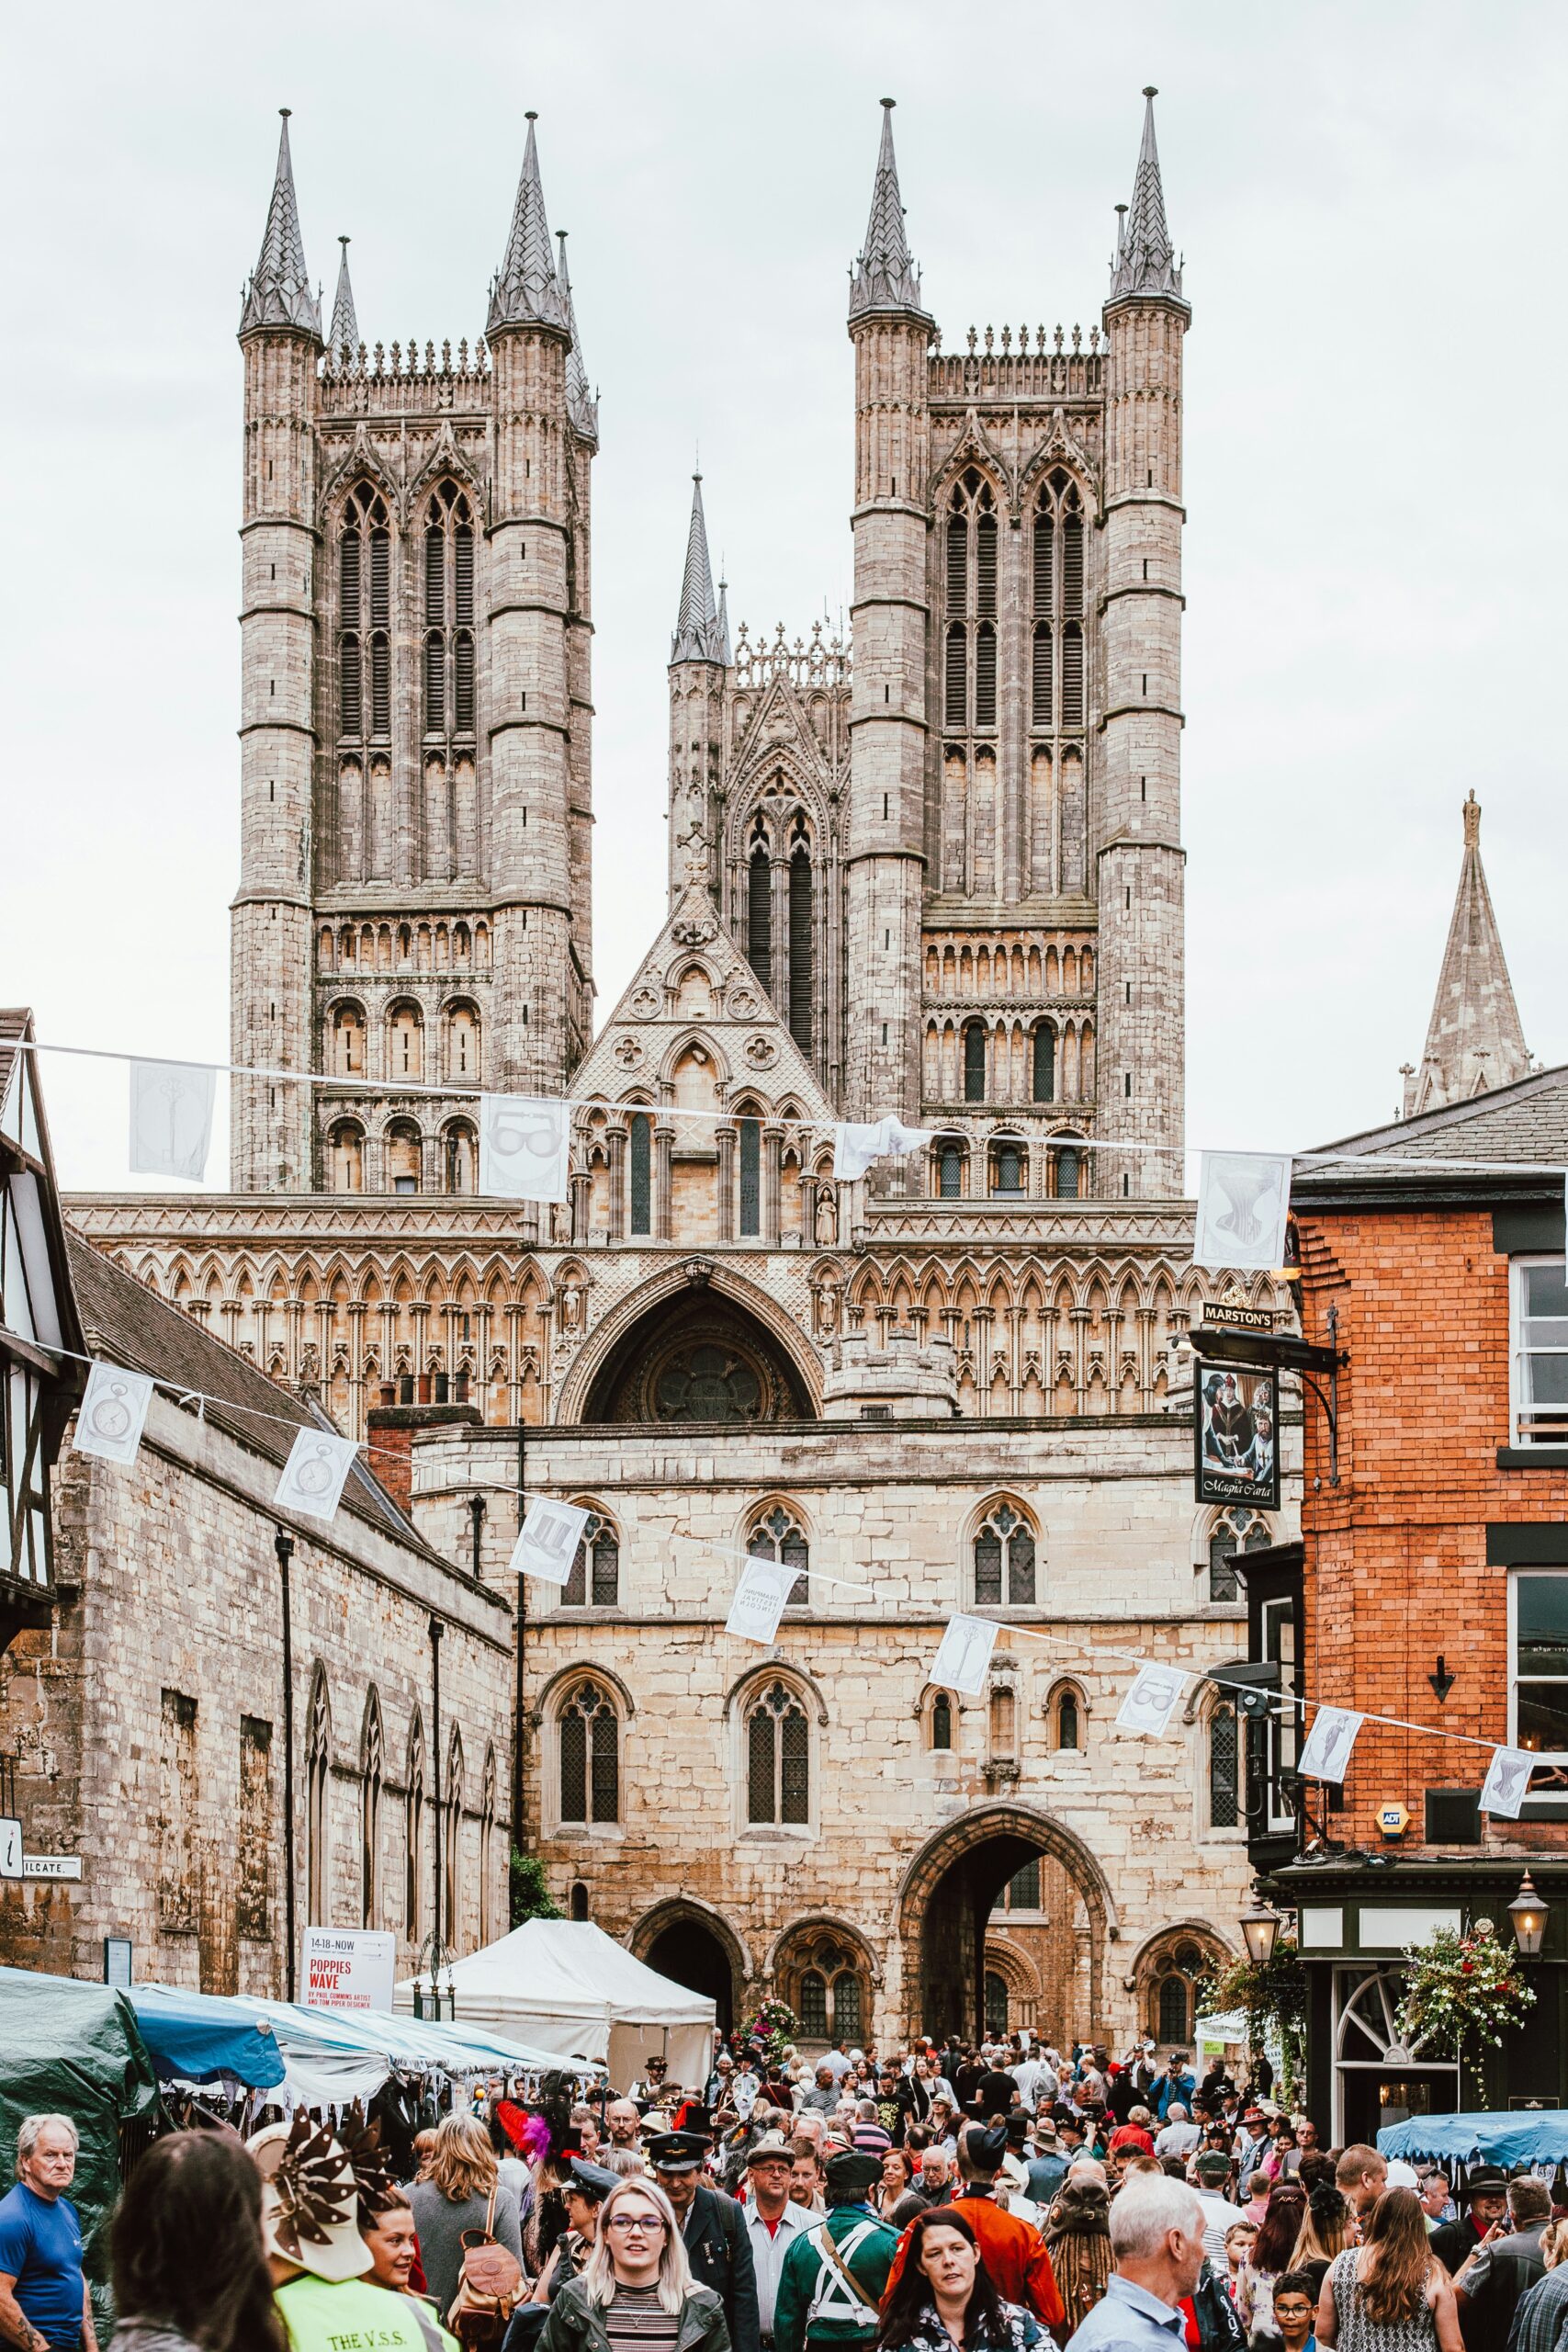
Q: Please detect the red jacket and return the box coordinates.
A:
[884,2193,1065,2330]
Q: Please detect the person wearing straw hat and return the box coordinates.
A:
[251,2116,451,2352]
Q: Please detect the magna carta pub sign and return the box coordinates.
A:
[1193,1302,1280,1512]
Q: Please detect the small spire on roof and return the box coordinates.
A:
[849,98,930,323]
[556,231,599,446]
[329,236,359,362]
[716,576,732,668]
[1405,791,1530,1115]
[1108,86,1188,310]
[671,476,726,665]
[240,108,321,339]
[488,111,569,337]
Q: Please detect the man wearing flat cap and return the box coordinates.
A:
[882,2123,1065,2330]
[773,2154,897,2352]
[740,2135,815,2352]
[648,2132,760,2352]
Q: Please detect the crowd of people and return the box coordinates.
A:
[1,2033,1564,2352]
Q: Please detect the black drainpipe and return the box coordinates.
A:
[276,1529,297,2002]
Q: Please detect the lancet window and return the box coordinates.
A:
[423,481,476,742]
[339,487,390,744]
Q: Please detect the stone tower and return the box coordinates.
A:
[1401,792,1529,1114]
[229,110,596,1194]
[667,477,728,906]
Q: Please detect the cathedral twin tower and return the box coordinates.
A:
[231,95,1189,1205]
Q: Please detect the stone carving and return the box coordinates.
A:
[728,986,760,1020]
[744,1035,778,1069]
[613,1036,645,1069]
[629,988,661,1020]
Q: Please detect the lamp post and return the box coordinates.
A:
[1508,1871,1549,1958]
[1240,1899,1281,1968]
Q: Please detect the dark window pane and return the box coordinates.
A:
[739,1118,761,1238]
[833,1971,862,2041]
[629,1113,651,1237]
[976,514,998,617]
[340,638,362,738]
[946,515,967,616]
[931,1693,952,1750]
[1210,1704,1239,1827]
[424,633,446,735]
[749,849,772,983]
[425,527,445,626]
[1517,1577,1568,1677]
[1158,1975,1189,2042]
[454,526,474,624]
[1517,1684,1568,1751]
[369,529,389,628]
[975,1531,1002,1606]
[1032,1024,1055,1102]
[1057,1691,1078,1750]
[370,634,390,739]
[1008,1529,1036,1606]
[340,532,360,628]
[799,1970,828,2037]
[940,1146,964,1200]
[1032,626,1053,729]
[945,625,966,729]
[1055,1146,1081,1199]
[562,1536,586,1607]
[1009,1858,1040,1907]
[748,1708,774,1823]
[985,1972,1008,2035]
[1061,626,1084,730]
[453,632,475,734]
[964,1024,987,1103]
[782,1532,809,1609]
[1033,511,1054,612]
[559,1712,586,1823]
[975,625,998,730]
[1209,1532,1241,1605]
[788,852,813,1053]
[781,1707,809,1823]
[1062,514,1084,616]
[591,1528,618,1608]
[591,1708,618,1823]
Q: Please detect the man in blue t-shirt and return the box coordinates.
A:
[0,2116,95,2352]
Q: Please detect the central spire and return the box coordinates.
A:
[1109,86,1187,310]
[240,109,321,338]
[1404,791,1530,1115]
[671,477,726,664]
[557,231,599,446]
[488,111,569,336]
[848,98,929,322]
[329,236,359,361]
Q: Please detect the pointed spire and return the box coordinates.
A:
[716,576,732,668]
[240,110,321,338]
[329,236,359,361]
[556,231,599,446]
[849,99,930,323]
[1408,792,1530,1114]
[1108,86,1188,310]
[671,477,726,664]
[488,112,569,337]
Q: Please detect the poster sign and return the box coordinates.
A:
[302,1926,397,2013]
[0,1819,21,1881]
[1194,1359,1280,1510]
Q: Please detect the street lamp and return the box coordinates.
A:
[1240,1899,1281,1967]
[1508,1871,1549,1958]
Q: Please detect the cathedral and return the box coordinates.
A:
[72,92,1290,2049]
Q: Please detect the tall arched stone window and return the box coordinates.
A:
[360,1688,383,1930]
[559,1680,619,1826]
[746,1680,809,1826]
[1032,1023,1055,1103]
[479,1746,498,1944]
[423,481,476,744]
[787,814,813,1055]
[306,1668,332,1927]
[973,1500,1038,1608]
[1208,1507,1270,1603]
[747,1503,809,1607]
[1209,1701,1240,1829]
[443,1727,464,1945]
[629,1113,652,1237]
[561,1509,620,1610]
[964,1022,987,1103]
[339,486,390,745]
[404,1710,425,1939]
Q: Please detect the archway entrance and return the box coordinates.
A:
[646,1918,737,2037]
[898,1804,1113,2045]
[581,1288,815,1424]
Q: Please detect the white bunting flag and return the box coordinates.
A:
[1298,1704,1363,1784]
[130,1060,216,1182]
[726,1558,794,1645]
[73,1362,155,1466]
[1481,1746,1535,1820]
[931,1613,999,1698]
[479,1095,571,1204]
[1116,1663,1188,1737]
[274,1428,362,1522]
[1193,1151,1292,1272]
[509,1497,590,1586]
[833,1116,937,1182]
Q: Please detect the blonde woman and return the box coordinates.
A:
[407,2111,525,2323]
[538,2177,730,2352]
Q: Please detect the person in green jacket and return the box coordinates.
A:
[773,2154,897,2352]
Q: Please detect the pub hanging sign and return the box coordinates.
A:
[1194,1359,1280,1511]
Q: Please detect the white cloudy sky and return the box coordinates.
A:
[3,0,1563,1191]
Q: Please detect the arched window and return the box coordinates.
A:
[1209,1508,1269,1604]
[479,1748,498,1943]
[443,1728,463,1945]
[360,1691,383,1930]
[570,1880,589,1921]
[990,1137,1026,1197]
[799,1970,829,2039]
[964,1022,987,1103]
[931,1690,953,1751]
[389,1002,423,1082]
[444,1121,477,1194]
[739,1116,761,1238]
[339,487,390,742]
[943,472,999,734]
[974,1500,1037,1608]
[422,481,477,742]
[331,1122,364,1193]
[746,1680,809,1826]
[1050,1136,1084,1199]
[561,1510,619,1609]
[387,1122,422,1194]
[1003,1858,1041,1909]
[1055,1686,1080,1750]
[1031,624,1054,729]
[629,1112,652,1237]
[989,1685,1017,1758]
[1032,472,1088,739]
[936,1138,966,1200]
[975,624,998,731]
[404,1711,425,1938]
[1210,1701,1240,1828]
[748,841,772,984]
[1032,1023,1055,1103]
[748,1504,809,1607]
[447,1003,479,1083]
[306,1669,331,1926]
[1158,1973,1190,2044]
[985,1972,1009,2036]
[559,1681,619,1826]
[788,837,813,1054]
[832,1971,863,2041]
[1061,626,1085,731]
[332,1002,366,1077]
[944,626,966,729]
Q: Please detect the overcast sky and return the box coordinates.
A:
[4,0,1563,1193]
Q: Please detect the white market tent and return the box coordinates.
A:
[399,1920,715,2092]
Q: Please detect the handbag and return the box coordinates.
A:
[448,2190,525,2349]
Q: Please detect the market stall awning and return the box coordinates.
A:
[1379,2110,1568,2165]
[128,1982,286,2089]
[228,1995,601,2097]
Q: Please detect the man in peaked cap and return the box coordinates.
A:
[773,2154,897,2352]
[648,2132,760,2352]
[881,2123,1065,2329]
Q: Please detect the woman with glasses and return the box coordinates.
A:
[538,2179,730,2352]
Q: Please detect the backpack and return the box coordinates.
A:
[448,2191,525,2349]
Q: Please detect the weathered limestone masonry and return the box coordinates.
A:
[0,1239,513,1992]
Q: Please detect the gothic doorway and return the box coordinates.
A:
[644,1917,738,2037]
[897,1804,1113,2044]
[579,1287,815,1424]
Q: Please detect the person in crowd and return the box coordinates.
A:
[1236,2184,1307,2345]
[927,2105,961,2158]
[1289,2188,1351,2307]
[801,2073,840,2120]
[1022,2131,1066,2211]
[647,2134,759,2352]
[1066,2178,1208,2351]
[254,2119,447,2352]
[1270,2271,1318,2352]
[773,2154,897,2352]
[107,2130,285,2352]
[1111,2110,1157,2162]
[736,2137,813,2352]
[1315,2187,1461,2352]
[875,2156,915,2227]
[874,2209,1051,2352]
[570,2111,605,2166]
[1234,2113,1271,2183]
[976,2057,1018,2122]
[1511,2222,1568,2351]
[709,2059,739,2111]
[537,2177,728,2352]
[1193,2153,1248,2266]
[604,2107,645,2160]
[0,2118,94,2352]
[628,2059,669,2109]
[1449,2174,1550,2352]
[789,2148,826,2220]
[531,2163,618,2307]
[405,2114,525,2328]
[1224,2222,1258,2298]
[885,2128,1062,2334]
[851,2107,891,2161]
[1429,2169,1507,2278]
[1154,2059,1197,2124]
[1333,2149,1389,2232]
[1155,2106,1201,2164]
[1415,2174,1453,2235]
[1042,2174,1113,2340]
[357,2183,445,2329]
[1264,2127,1300,2189]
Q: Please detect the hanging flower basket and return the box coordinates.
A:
[1395,1920,1536,2059]
[733,1998,799,2063]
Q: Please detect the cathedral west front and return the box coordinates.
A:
[70,92,1285,2050]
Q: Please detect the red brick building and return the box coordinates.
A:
[1248,1063,1568,2137]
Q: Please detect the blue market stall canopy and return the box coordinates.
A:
[1379,2112,1568,2165]
[229,1995,606,2099]
[128,1982,285,2089]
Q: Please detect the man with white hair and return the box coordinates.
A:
[0,2117,94,2352]
[1066,2177,1207,2349]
